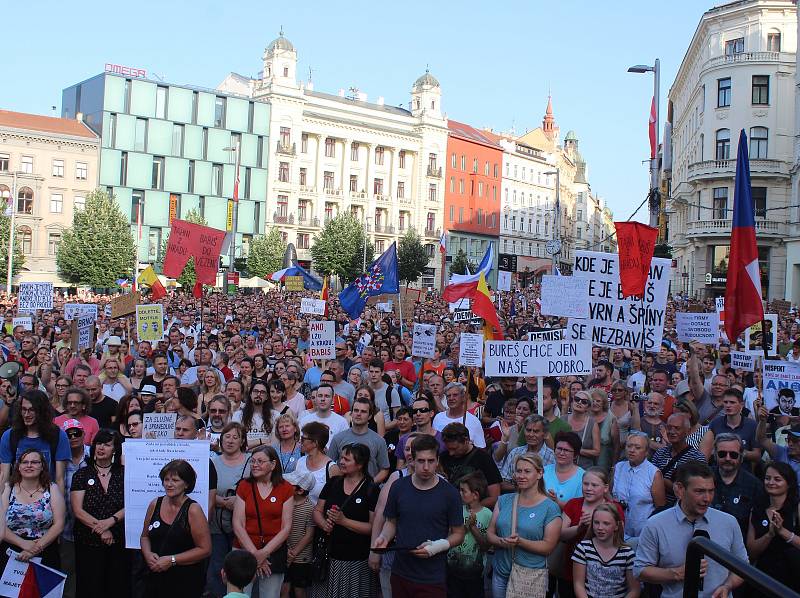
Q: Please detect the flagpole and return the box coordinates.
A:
[397,289,404,338]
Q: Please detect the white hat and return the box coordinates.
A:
[284,470,315,493]
[140,384,157,395]
[106,336,122,347]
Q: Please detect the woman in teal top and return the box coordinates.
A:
[488,452,561,598]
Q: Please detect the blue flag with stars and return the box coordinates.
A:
[339,242,399,318]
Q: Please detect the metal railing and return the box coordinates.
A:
[684,536,799,598]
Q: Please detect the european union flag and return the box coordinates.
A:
[339,242,399,319]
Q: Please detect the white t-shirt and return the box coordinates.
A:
[432,411,486,448]
[627,371,646,393]
[298,411,349,449]
[102,381,127,402]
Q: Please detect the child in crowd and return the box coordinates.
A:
[281,471,316,598]
[446,471,493,598]
[571,503,638,598]
[222,549,257,598]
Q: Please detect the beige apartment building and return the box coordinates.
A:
[0,110,100,285]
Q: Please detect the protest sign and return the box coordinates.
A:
[540,275,590,319]
[308,321,335,359]
[745,314,778,355]
[772,299,791,315]
[300,298,327,315]
[527,328,566,342]
[676,312,720,345]
[453,309,480,323]
[376,301,393,313]
[111,292,140,318]
[136,304,164,342]
[0,549,65,598]
[484,339,592,377]
[11,317,31,331]
[715,297,725,314]
[449,298,470,312]
[762,361,800,410]
[284,276,304,291]
[614,221,658,297]
[496,270,511,292]
[162,219,226,285]
[143,413,177,439]
[730,351,755,372]
[104,304,112,317]
[64,303,98,321]
[122,439,210,548]
[17,282,52,311]
[412,323,436,358]
[71,313,96,351]
[568,250,670,351]
[459,333,483,367]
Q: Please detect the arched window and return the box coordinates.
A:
[715,129,730,160]
[750,127,768,159]
[17,187,33,214]
[18,226,32,255]
[0,185,9,207]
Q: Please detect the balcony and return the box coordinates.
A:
[324,187,342,197]
[374,224,395,234]
[424,228,441,238]
[397,195,413,206]
[686,218,785,237]
[349,191,368,202]
[426,166,442,178]
[298,185,316,195]
[273,213,294,225]
[702,51,791,72]
[297,216,319,228]
[687,158,789,182]
[276,141,296,156]
[374,194,391,204]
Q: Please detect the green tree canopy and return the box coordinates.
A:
[57,189,135,287]
[158,208,207,288]
[0,199,24,283]
[449,249,476,276]
[311,213,373,283]
[247,227,285,279]
[397,228,430,285]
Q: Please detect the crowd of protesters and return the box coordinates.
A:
[0,285,794,598]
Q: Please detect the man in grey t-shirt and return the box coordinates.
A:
[327,396,390,484]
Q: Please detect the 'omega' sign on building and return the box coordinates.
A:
[104,63,147,78]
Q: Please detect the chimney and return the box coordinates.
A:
[377,96,384,106]
[76,112,84,122]
[357,91,367,102]
[338,89,345,97]
[306,80,314,91]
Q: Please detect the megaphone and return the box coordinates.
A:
[0,362,20,380]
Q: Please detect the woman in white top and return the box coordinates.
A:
[611,431,665,547]
[292,420,340,504]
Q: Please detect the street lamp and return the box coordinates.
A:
[628,59,660,228]
[363,215,372,271]
[543,170,561,274]
[5,171,19,295]
[222,142,241,292]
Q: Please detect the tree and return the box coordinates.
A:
[247,227,285,278]
[158,208,207,288]
[57,189,135,287]
[398,228,429,285]
[311,213,373,283]
[0,200,24,282]
[449,249,476,276]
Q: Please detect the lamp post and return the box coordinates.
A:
[628,59,660,229]
[363,215,372,271]
[543,169,561,275]
[223,142,241,293]
[5,171,18,295]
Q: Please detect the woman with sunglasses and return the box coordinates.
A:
[114,395,143,439]
[563,391,600,469]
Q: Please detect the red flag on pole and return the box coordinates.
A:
[163,219,227,285]
[614,221,658,298]
[649,96,657,160]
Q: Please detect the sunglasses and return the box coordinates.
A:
[716,450,740,460]
[67,430,83,439]
[412,407,431,415]
[574,398,590,405]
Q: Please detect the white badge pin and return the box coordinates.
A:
[356,498,362,504]
[763,519,769,527]
[152,521,161,529]
[270,496,276,503]
[87,479,95,486]
[733,497,739,504]
[148,524,153,532]
[529,513,536,519]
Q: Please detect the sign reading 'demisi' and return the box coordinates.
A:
[484,339,592,377]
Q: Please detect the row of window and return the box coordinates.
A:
[502,214,550,236]
[450,153,499,177]
[723,32,781,57]
[713,127,768,160]
[12,226,61,256]
[707,186,767,219]
[274,196,437,231]
[501,238,566,259]
[448,204,498,228]
[447,176,497,200]
[0,185,84,215]
[716,75,770,108]
[0,154,89,180]
[296,131,413,167]
[504,162,553,185]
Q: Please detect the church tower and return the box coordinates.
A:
[262,29,298,91]
[411,68,442,118]
[542,95,559,144]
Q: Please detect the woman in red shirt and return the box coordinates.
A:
[233,445,293,597]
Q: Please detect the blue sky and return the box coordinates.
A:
[2,0,707,221]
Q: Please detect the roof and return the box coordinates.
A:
[266,33,294,53]
[447,119,502,148]
[0,110,98,140]
[564,130,578,141]
[305,90,412,116]
[413,71,440,90]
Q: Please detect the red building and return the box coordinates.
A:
[444,120,501,284]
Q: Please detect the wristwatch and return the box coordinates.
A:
[170,555,177,567]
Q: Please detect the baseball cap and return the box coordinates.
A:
[61,418,84,432]
[782,424,800,438]
[284,471,315,493]
[674,380,691,398]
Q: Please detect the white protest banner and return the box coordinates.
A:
[63,303,98,321]
[459,333,483,367]
[496,270,512,292]
[745,314,778,356]
[76,313,95,350]
[763,361,800,410]
[0,549,64,598]
[675,312,720,345]
[540,275,590,319]
[730,351,755,372]
[143,413,177,439]
[136,304,164,342]
[122,439,210,549]
[526,328,565,342]
[411,323,437,358]
[0,549,30,597]
[11,317,31,331]
[449,298,470,312]
[484,339,592,377]
[308,321,335,359]
[453,310,479,323]
[568,251,670,351]
[17,282,52,311]
[300,298,327,315]
[104,304,112,317]
[376,301,393,313]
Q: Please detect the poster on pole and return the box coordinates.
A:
[745,314,778,355]
[484,339,592,377]
[676,312,720,345]
[496,270,511,292]
[459,333,483,367]
[17,283,53,311]
[308,321,335,360]
[284,276,304,291]
[136,304,164,342]
[64,303,98,321]
[122,439,210,549]
[11,317,31,331]
[71,313,96,351]
[143,413,177,439]
[376,301,393,313]
[111,292,141,318]
[411,324,436,358]
[730,351,755,372]
[540,275,590,319]
[762,361,800,410]
[568,251,670,351]
[527,328,565,342]
[300,298,327,315]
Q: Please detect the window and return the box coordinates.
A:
[276,195,288,217]
[148,228,161,261]
[725,38,744,56]
[485,161,490,176]
[325,138,335,158]
[49,193,63,213]
[48,232,61,255]
[298,200,309,221]
[297,233,310,249]
[0,186,9,207]
[451,153,456,168]
[427,212,435,231]
[172,124,184,155]
[717,78,731,108]
[752,187,767,218]
[278,162,289,183]
[478,182,484,197]
[214,96,226,127]
[324,171,335,191]
[768,32,781,52]
[257,136,264,167]
[713,187,728,219]
[752,75,769,105]
[459,207,464,223]
[449,177,455,193]
[399,151,406,169]
[473,158,478,173]
[212,163,223,196]
[459,179,464,194]
[152,157,165,190]
[244,168,251,199]
[18,226,31,255]
[715,129,731,160]
[449,206,454,221]
[461,155,466,170]
[750,127,768,159]
[191,91,198,124]
[120,152,128,185]
[375,146,384,165]
[156,86,168,119]
[350,175,358,192]
[0,154,8,171]
[52,159,64,178]
[247,102,255,133]
[17,187,33,214]
[398,212,406,230]
[300,168,307,186]
[135,118,147,152]
[397,181,405,198]
[75,162,88,180]
[188,160,195,193]
[351,143,359,161]
[374,209,382,227]
[202,127,208,160]
[301,134,308,153]
[429,184,436,202]
[324,203,334,221]
[108,113,117,147]
[280,127,291,148]
[477,208,483,224]
[123,79,131,113]
[373,178,383,195]
[21,156,33,174]
[74,195,85,210]
[376,240,385,253]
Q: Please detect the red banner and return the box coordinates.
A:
[162,219,227,285]
[614,221,658,298]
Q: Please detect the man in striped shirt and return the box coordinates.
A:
[649,413,706,507]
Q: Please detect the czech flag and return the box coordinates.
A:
[724,129,764,344]
[439,232,446,254]
[19,560,66,598]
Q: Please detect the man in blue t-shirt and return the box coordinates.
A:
[373,434,464,597]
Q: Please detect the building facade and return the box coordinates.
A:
[62,70,270,270]
[0,110,99,285]
[787,0,800,302]
[217,34,448,288]
[667,0,797,300]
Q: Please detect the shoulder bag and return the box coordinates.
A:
[507,493,548,598]
[217,455,252,535]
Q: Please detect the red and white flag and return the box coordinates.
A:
[439,232,446,254]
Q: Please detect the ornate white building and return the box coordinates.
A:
[217,33,448,288]
[667,0,797,300]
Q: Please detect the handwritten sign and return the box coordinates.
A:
[11,317,31,331]
[763,361,800,410]
[18,282,53,311]
[0,549,64,598]
[64,303,98,321]
[284,276,304,291]
[730,351,755,372]
[143,413,177,439]
[111,292,141,318]
[136,304,164,342]
[540,275,590,319]
[71,313,96,351]
[411,323,436,358]
[376,301,393,313]
[484,339,592,377]
[527,328,565,342]
[162,219,226,285]
[300,298,327,315]
[459,333,483,367]
[309,321,335,360]
[676,312,720,345]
